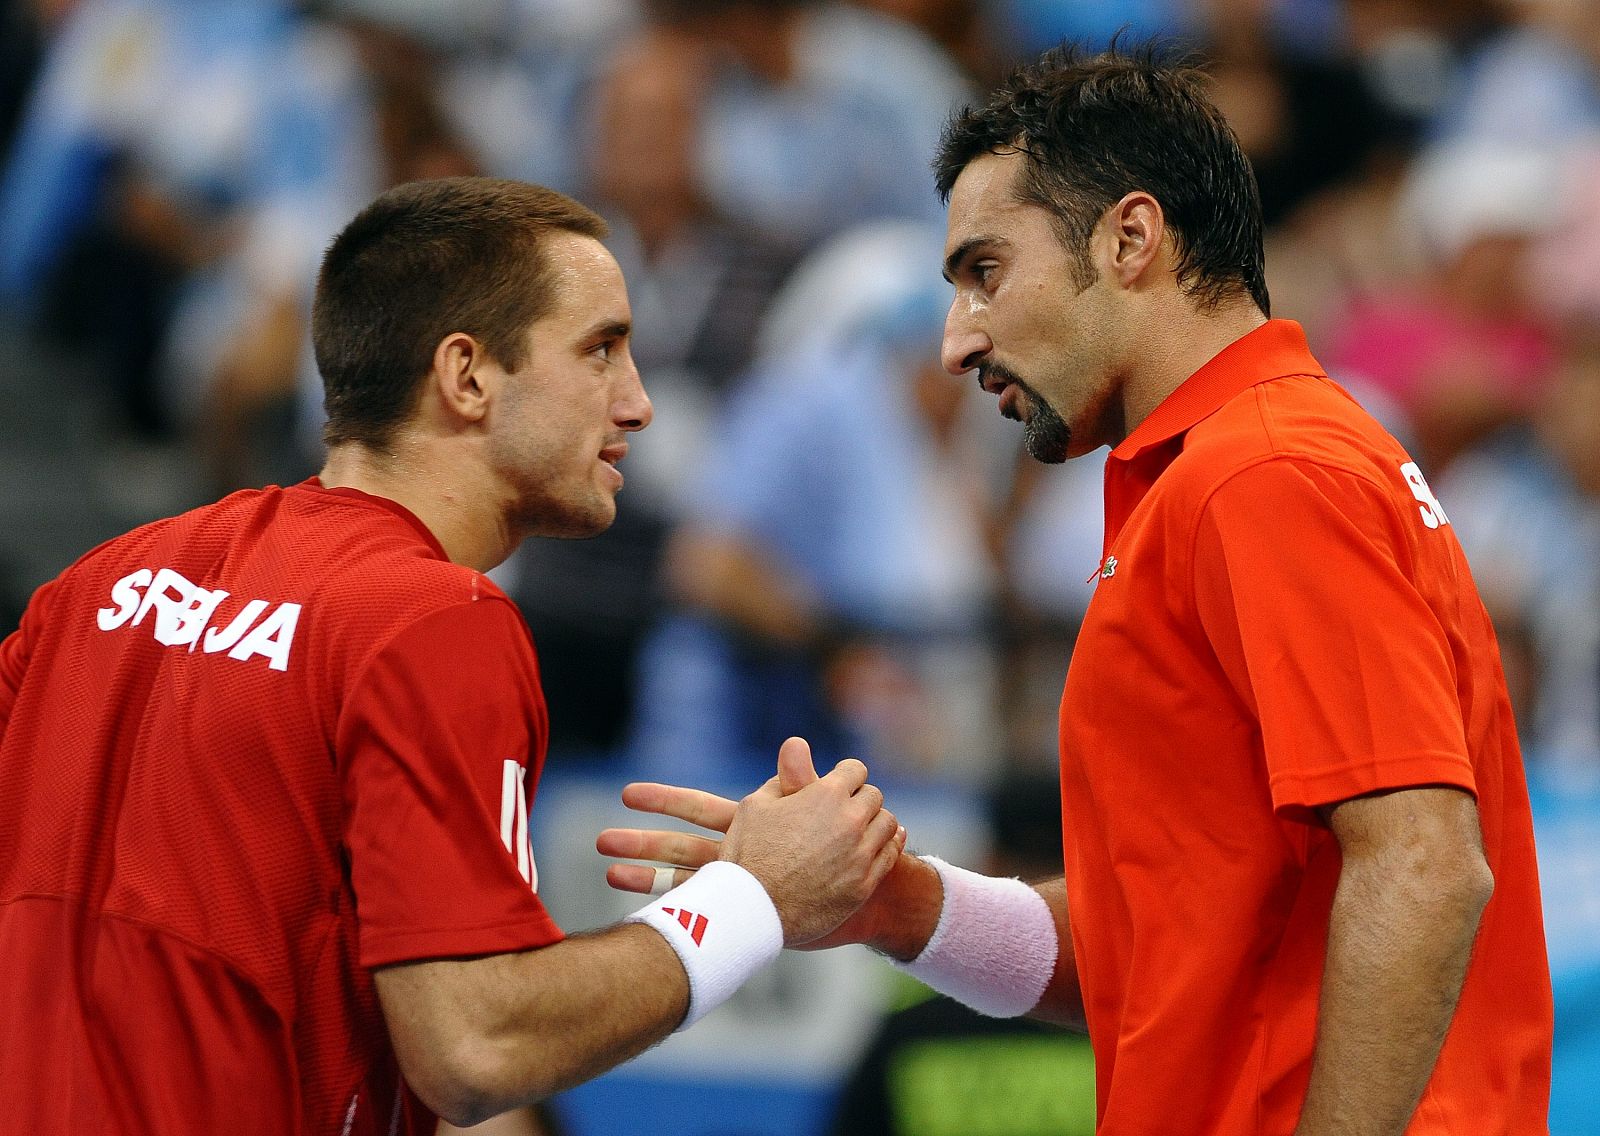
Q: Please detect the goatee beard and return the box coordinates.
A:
[1022,395,1071,463]
[1004,373,1071,464]
[980,361,1072,463]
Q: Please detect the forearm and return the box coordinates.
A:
[1294,850,1492,1135]
[859,855,1084,1030]
[1024,877,1086,1029]
[394,747,899,1126]
[379,923,688,1125]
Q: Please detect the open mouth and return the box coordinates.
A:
[998,383,1025,422]
[979,365,1026,423]
[598,442,628,486]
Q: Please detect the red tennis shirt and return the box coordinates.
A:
[0,480,564,1134]
[1059,320,1552,1134]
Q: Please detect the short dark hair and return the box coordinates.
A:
[312,177,608,451]
[935,43,1270,316]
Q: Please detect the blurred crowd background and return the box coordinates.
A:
[1,0,1597,1131]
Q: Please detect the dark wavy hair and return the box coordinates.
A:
[313,177,608,451]
[935,42,1269,315]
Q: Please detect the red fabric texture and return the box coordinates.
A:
[0,480,562,1133]
[1059,321,1552,1135]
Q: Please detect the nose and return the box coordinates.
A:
[616,358,653,432]
[941,298,990,377]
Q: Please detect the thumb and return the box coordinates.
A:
[776,735,820,796]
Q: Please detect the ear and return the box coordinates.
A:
[1099,191,1166,290]
[429,332,494,426]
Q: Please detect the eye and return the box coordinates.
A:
[974,261,999,289]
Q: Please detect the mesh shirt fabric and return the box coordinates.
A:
[0,480,563,1134]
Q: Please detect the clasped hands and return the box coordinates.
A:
[597,736,908,949]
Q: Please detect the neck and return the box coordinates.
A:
[1118,298,1269,442]
[319,438,514,572]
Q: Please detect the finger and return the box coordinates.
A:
[595,827,721,867]
[864,828,903,893]
[607,862,694,894]
[776,736,820,795]
[851,783,884,817]
[864,807,900,853]
[620,782,738,833]
[821,757,869,795]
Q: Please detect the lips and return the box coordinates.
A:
[979,366,1026,423]
[599,442,627,487]
[998,383,1024,422]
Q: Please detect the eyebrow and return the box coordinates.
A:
[582,319,631,343]
[942,236,1006,283]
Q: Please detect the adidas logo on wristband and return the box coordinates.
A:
[626,861,785,1029]
[661,907,709,946]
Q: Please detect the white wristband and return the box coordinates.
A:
[891,856,1058,1018]
[626,860,784,1029]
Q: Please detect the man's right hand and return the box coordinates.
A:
[717,737,902,944]
[598,738,941,956]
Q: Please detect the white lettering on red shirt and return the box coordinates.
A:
[97,567,301,671]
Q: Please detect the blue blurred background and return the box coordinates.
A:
[1,0,1596,1131]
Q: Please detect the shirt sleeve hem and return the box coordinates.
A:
[1270,750,1478,823]
[361,910,565,969]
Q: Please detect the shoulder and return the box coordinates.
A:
[1172,374,1420,521]
[313,545,519,645]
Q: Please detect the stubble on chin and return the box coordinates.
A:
[982,361,1073,464]
[1020,386,1071,465]
[509,481,618,541]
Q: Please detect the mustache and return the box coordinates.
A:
[977,361,1027,391]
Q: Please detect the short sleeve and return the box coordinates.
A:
[1192,458,1476,822]
[338,597,564,968]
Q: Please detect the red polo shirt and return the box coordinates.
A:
[1058,320,1552,1134]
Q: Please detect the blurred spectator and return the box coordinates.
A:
[751,228,1101,774]
[1261,143,1415,346]
[853,0,1009,87]
[1525,144,1600,324]
[582,28,799,408]
[988,452,1105,769]
[0,0,374,317]
[1342,0,1499,123]
[0,0,381,520]
[1321,140,1561,473]
[1440,321,1600,785]
[189,14,481,494]
[1203,14,1403,228]
[1432,0,1600,151]
[650,0,968,245]
[628,222,1013,785]
[828,770,1095,1136]
[1256,0,1494,343]
[501,26,798,755]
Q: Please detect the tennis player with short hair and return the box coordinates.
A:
[605,45,1554,1136]
[0,176,904,1133]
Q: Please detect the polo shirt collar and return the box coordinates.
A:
[1110,319,1325,462]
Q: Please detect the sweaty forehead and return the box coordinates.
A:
[944,151,1030,250]
[539,233,630,322]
